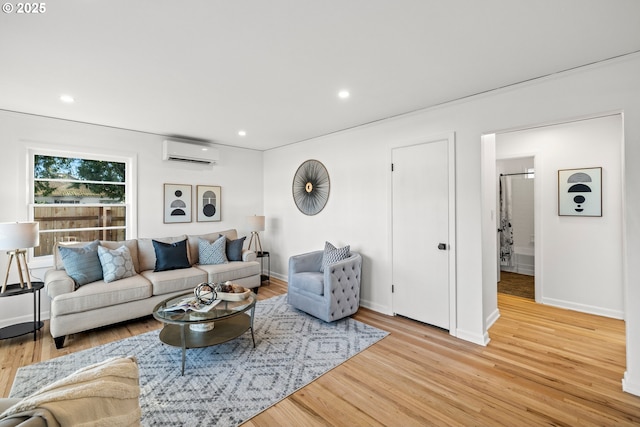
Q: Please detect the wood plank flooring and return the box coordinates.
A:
[1,279,639,426]
[498,271,535,300]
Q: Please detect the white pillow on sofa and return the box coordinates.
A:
[98,245,136,283]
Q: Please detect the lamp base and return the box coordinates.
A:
[2,249,32,293]
[248,231,263,254]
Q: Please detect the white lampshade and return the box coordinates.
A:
[247,215,265,232]
[0,222,40,250]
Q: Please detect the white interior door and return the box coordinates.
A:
[392,139,451,329]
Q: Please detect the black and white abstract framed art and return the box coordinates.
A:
[196,185,221,222]
[164,183,192,223]
[558,167,602,217]
[292,159,330,216]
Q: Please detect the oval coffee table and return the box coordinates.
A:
[153,292,257,375]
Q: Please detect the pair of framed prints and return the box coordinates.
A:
[163,184,221,223]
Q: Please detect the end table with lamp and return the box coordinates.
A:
[247,215,270,284]
[0,222,44,341]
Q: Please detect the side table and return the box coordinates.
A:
[256,251,270,284]
[0,281,43,341]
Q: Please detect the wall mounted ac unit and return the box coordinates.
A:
[162,140,219,165]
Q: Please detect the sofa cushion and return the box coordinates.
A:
[289,272,324,296]
[98,245,136,283]
[187,229,238,265]
[195,261,260,284]
[152,239,190,272]
[99,239,141,273]
[138,235,189,272]
[320,241,351,273]
[51,274,152,316]
[58,240,103,288]
[225,235,246,262]
[141,266,207,296]
[199,236,228,265]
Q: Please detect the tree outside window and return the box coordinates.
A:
[32,154,128,257]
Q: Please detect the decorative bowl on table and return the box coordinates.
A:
[215,282,251,301]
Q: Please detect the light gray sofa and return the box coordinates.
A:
[44,229,260,348]
[287,250,362,322]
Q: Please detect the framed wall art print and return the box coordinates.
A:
[164,183,192,223]
[558,167,602,217]
[196,185,221,222]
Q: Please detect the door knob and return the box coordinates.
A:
[438,243,447,250]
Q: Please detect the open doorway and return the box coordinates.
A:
[487,113,624,320]
[497,157,535,300]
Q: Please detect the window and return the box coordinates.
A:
[31,151,133,259]
[525,167,535,179]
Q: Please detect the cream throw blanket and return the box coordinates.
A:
[0,356,141,427]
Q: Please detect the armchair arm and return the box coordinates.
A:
[323,252,362,295]
[289,250,323,276]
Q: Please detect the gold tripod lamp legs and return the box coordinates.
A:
[2,249,32,293]
[248,231,263,254]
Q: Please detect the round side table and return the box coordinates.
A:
[0,281,43,341]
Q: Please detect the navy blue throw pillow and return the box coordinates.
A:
[152,239,190,272]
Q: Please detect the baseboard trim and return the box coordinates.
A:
[360,299,393,316]
[456,328,489,346]
[270,272,288,282]
[541,297,624,319]
[486,308,501,329]
[623,371,640,397]
[0,310,50,329]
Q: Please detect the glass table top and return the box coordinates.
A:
[153,291,257,325]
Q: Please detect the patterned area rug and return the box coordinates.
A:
[10,295,388,426]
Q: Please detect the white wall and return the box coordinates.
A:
[0,110,263,326]
[264,53,640,396]
[497,116,623,318]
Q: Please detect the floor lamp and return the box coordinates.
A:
[0,222,40,293]
[247,215,265,254]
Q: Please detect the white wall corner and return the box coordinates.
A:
[455,328,490,346]
[622,371,640,397]
[486,308,501,329]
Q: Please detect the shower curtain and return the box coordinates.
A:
[499,175,515,267]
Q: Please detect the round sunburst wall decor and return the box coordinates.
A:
[292,159,330,215]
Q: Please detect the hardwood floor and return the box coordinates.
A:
[498,271,535,300]
[1,279,639,426]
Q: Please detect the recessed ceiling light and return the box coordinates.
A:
[60,94,75,103]
[338,90,350,99]
[238,130,247,136]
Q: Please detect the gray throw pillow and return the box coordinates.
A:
[320,241,351,272]
[223,235,246,262]
[199,236,228,265]
[98,245,136,283]
[58,240,103,288]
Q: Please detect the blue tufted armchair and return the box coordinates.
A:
[287,250,362,322]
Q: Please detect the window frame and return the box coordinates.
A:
[27,146,137,268]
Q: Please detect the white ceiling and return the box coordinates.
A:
[1,0,639,151]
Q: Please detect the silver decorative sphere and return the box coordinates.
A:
[194,282,217,305]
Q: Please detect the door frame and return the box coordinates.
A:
[495,153,541,303]
[390,132,457,336]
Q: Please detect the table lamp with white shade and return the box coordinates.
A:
[0,222,40,293]
[247,215,265,254]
